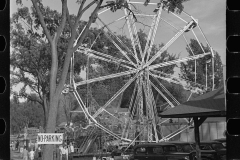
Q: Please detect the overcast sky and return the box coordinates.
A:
[11,0,226,64]
[10,0,226,100]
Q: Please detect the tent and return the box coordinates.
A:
[159,86,225,118]
[159,86,226,160]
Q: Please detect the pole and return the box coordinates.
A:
[193,117,201,160]
[206,63,207,88]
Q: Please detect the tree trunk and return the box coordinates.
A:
[43,95,49,130]
[42,95,60,160]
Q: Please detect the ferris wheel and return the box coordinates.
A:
[63,0,215,149]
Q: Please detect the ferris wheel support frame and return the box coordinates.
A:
[66,1,217,147]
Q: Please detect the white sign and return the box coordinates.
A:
[37,133,63,144]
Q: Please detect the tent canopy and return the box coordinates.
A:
[159,86,226,118]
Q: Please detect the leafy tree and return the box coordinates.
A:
[10,98,44,134]
[179,39,223,92]
[12,0,189,159]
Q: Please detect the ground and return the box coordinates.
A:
[10,150,22,160]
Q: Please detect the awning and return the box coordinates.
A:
[159,86,226,118]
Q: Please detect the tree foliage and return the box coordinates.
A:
[10,97,44,134]
[179,39,223,91]
[10,5,88,127]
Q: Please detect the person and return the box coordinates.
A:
[22,147,29,160]
[111,146,121,158]
[35,143,38,152]
[101,148,108,160]
[70,143,74,153]
[34,147,39,160]
[61,145,66,160]
[12,142,15,150]
[67,144,70,153]
[16,140,19,151]
[29,148,35,160]
[59,145,63,160]
[56,145,61,160]
[65,145,69,160]
[37,146,42,160]
[69,142,74,160]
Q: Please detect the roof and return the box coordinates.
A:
[213,138,226,142]
[199,141,222,144]
[134,142,177,148]
[159,86,226,118]
[168,141,194,144]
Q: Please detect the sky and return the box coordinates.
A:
[10,0,226,100]
[10,0,226,65]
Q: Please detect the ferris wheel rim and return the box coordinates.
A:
[69,0,216,146]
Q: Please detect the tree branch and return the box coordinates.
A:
[71,0,87,36]
[55,0,103,96]
[76,0,87,19]
[81,0,97,15]
[65,0,97,55]
[66,8,73,29]
[13,92,43,106]
[31,0,53,43]
[54,0,68,44]
[73,0,102,51]
[47,1,68,101]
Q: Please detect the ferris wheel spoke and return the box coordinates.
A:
[142,78,159,142]
[145,19,198,67]
[147,77,159,125]
[97,7,111,15]
[102,109,125,124]
[149,73,192,126]
[158,17,196,57]
[147,80,158,120]
[121,79,139,139]
[148,52,211,70]
[150,69,211,91]
[123,11,140,64]
[144,3,163,63]
[142,14,157,63]
[97,17,140,65]
[122,9,139,61]
[150,74,180,105]
[124,0,143,59]
[154,16,198,83]
[92,73,139,119]
[191,29,206,54]
[95,22,137,68]
[127,78,139,120]
[128,1,158,5]
[78,104,127,141]
[75,69,137,87]
[159,125,191,142]
[78,47,135,69]
[149,80,175,108]
[157,16,198,83]
[130,78,142,120]
[150,72,184,91]
[93,122,123,140]
[78,46,134,66]
[138,78,144,117]
[88,54,133,70]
